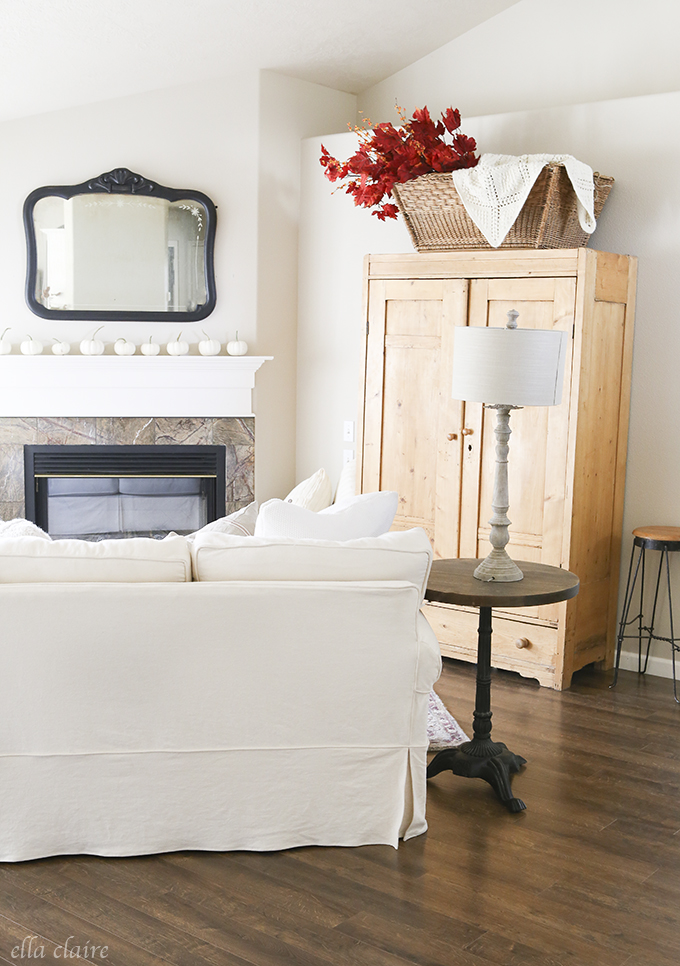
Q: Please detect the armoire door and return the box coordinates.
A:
[359,277,468,558]
[458,276,576,619]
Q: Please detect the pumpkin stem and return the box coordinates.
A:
[176,331,183,341]
[0,327,10,340]
[93,326,104,339]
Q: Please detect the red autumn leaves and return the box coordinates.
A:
[320,106,478,220]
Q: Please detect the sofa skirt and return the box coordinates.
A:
[0,745,428,862]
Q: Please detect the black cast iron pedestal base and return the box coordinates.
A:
[427,605,527,812]
[427,740,527,813]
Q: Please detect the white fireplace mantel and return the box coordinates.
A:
[0,355,273,417]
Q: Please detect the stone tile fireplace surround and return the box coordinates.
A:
[0,416,254,522]
[0,355,270,523]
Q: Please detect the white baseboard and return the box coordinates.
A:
[617,648,677,680]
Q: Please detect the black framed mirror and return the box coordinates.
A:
[24,167,217,322]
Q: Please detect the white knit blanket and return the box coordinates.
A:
[451,153,596,248]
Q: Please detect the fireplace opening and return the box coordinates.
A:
[24,445,226,539]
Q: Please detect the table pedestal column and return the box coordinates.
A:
[427,606,527,813]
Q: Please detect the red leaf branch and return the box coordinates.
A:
[320,105,478,219]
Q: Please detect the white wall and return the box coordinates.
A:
[298,89,680,680]
[297,132,410,489]
[255,72,356,500]
[0,69,353,503]
[0,71,261,350]
[359,0,680,123]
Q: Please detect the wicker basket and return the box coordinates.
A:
[390,164,614,252]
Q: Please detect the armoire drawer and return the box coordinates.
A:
[422,600,559,686]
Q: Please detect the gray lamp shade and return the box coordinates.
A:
[451,326,568,407]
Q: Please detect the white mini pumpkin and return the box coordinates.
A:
[114,338,136,356]
[21,335,43,355]
[51,339,71,355]
[166,332,189,356]
[80,326,105,355]
[198,331,221,356]
[0,327,11,355]
[226,331,248,356]
[140,336,160,356]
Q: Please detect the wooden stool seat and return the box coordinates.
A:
[633,526,680,548]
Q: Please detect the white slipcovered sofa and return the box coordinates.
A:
[0,527,441,862]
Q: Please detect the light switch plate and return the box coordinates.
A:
[343,420,355,443]
[342,449,354,464]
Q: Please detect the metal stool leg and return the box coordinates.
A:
[663,549,680,705]
[638,548,646,670]
[611,543,644,689]
[642,550,666,675]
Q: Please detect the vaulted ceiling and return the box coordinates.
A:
[1,0,519,123]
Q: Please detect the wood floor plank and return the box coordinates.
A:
[162,852,353,927]
[0,879,177,966]
[0,913,70,964]
[335,909,487,966]
[56,852,420,966]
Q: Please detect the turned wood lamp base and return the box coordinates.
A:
[473,403,525,582]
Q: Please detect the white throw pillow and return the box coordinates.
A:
[255,491,398,541]
[0,518,51,540]
[334,458,357,505]
[187,501,258,541]
[192,527,433,598]
[0,534,191,582]
[284,468,332,511]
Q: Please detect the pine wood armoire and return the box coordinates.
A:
[357,249,637,690]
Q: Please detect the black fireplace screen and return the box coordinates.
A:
[24,445,226,539]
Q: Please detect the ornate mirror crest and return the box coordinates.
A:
[24,167,217,322]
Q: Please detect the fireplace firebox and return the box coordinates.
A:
[24,445,226,539]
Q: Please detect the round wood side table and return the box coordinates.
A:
[426,559,579,813]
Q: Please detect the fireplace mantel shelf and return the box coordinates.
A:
[0,355,273,418]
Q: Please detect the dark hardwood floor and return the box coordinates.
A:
[1,660,679,966]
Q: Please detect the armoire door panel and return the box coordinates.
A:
[486,277,558,302]
[359,277,468,558]
[381,336,440,526]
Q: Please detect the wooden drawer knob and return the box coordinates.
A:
[461,428,474,436]
[515,637,532,649]
[447,432,458,440]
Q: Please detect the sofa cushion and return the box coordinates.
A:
[284,468,332,511]
[0,534,191,582]
[191,527,433,599]
[255,491,398,540]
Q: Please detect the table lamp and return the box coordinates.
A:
[451,310,567,582]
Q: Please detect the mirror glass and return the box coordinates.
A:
[24,169,216,322]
